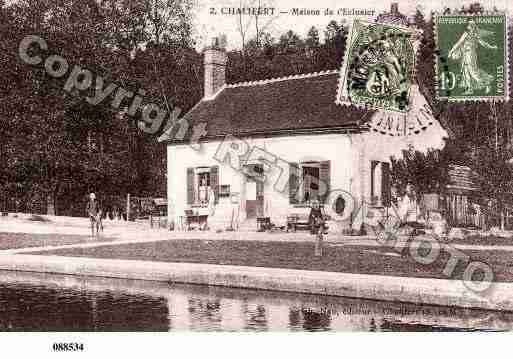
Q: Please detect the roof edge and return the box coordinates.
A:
[226,69,339,89]
[202,84,227,101]
[163,125,364,145]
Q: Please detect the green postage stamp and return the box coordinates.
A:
[435,14,509,101]
[336,20,420,112]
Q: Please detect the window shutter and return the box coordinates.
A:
[186,168,194,204]
[319,161,331,204]
[370,160,379,203]
[381,162,391,207]
[289,163,299,204]
[210,165,219,204]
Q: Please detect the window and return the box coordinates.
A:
[187,166,219,206]
[289,161,330,205]
[219,185,230,198]
[196,168,211,204]
[335,195,346,215]
[370,161,391,206]
[302,163,320,203]
[370,161,380,205]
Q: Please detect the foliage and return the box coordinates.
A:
[226,21,347,83]
[0,0,197,215]
[390,146,449,195]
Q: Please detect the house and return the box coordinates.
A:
[446,165,481,227]
[162,7,448,231]
[446,165,513,230]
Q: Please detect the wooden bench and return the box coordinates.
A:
[287,210,331,233]
[183,210,208,231]
[286,213,310,232]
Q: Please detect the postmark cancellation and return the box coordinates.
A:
[336,20,421,113]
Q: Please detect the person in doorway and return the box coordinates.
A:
[199,178,210,205]
[86,193,101,239]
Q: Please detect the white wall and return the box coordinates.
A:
[167,133,352,227]
[347,121,447,230]
[352,120,448,205]
[167,124,447,229]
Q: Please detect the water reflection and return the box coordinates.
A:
[187,298,222,331]
[0,282,168,331]
[0,271,512,332]
[243,302,268,331]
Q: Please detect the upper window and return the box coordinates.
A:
[289,161,330,205]
[196,168,211,205]
[370,161,391,206]
[301,163,320,204]
[187,166,219,206]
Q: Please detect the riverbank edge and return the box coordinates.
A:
[0,254,511,311]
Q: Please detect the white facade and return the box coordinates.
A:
[167,119,447,230]
[168,133,350,228]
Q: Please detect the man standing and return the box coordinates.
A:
[309,199,326,257]
[86,193,101,239]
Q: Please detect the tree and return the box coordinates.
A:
[277,30,304,54]
[143,0,194,47]
[0,0,197,215]
[226,19,350,83]
[320,20,347,70]
[305,26,320,48]
[305,26,320,67]
[390,146,450,197]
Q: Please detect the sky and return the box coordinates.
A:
[192,0,512,49]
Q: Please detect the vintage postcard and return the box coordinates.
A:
[2,0,513,357]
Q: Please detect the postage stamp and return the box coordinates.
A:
[336,20,420,113]
[435,14,509,101]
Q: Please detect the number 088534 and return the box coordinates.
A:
[52,343,84,351]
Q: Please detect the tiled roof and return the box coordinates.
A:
[447,165,480,193]
[163,70,369,143]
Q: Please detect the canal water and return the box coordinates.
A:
[0,271,512,332]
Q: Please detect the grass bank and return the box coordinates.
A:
[31,238,513,283]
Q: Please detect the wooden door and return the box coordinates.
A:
[245,164,264,218]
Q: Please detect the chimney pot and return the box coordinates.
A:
[204,35,227,98]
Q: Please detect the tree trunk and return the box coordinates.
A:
[501,207,505,231]
[46,194,55,216]
[46,181,60,216]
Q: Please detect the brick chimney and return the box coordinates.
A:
[391,2,399,14]
[203,36,227,99]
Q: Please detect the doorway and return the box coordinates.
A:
[244,164,264,219]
